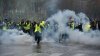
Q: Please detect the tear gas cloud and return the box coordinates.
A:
[43,10,100,46]
[0,29,33,44]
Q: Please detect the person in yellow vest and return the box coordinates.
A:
[68,17,75,30]
[70,21,75,30]
[20,19,25,31]
[40,21,46,31]
[23,20,31,35]
[84,23,91,32]
[34,23,42,45]
[40,21,45,28]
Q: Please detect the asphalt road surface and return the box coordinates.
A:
[0,42,100,56]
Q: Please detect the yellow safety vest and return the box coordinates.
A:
[70,22,74,30]
[34,24,41,33]
[40,21,45,28]
[71,22,74,30]
[24,22,31,30]
[84,23,91,32]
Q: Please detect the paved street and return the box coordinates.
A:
[0,42,100,56]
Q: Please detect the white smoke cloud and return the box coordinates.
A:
[43,10,100,46]
[0,29,33,45]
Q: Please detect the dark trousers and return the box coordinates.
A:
[34,32,41,45]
